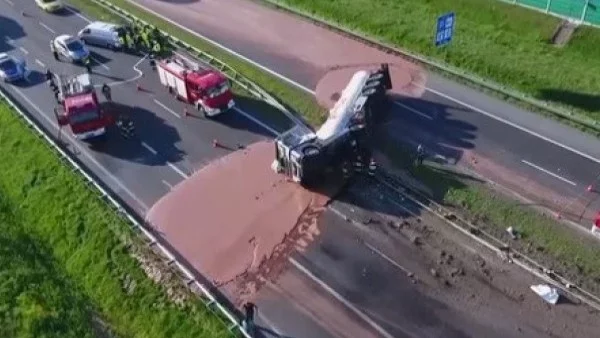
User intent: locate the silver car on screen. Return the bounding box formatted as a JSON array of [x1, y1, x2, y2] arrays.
[[0, 53, 27, 82], [51, 34, 90, 63]]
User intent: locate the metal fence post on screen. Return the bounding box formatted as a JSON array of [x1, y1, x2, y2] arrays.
[[581, 0, 591, 23], [545, 0, 552, 13]]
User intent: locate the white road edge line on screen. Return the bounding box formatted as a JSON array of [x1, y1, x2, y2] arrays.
[[90, 56, 110, 70], [129, 0, 600, 168], [19, 47, 28, 55], [288, 257, 395, 338], [233, 107, 279, 136], [521, 160, 577, 186], [393, 101, 433, 120], [39, 22, 56, 34], [140, 142, 189, 179], [35, 59, 46, 68], [12, 87, 150, 211], [153, 99, 181, 119]]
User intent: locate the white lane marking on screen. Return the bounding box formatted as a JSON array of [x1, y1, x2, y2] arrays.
[[65, 6, 92, 23], [11, 87, 150, 211], [140, 142, 158, 155], [161, 179, 173, 190], [90, 55, 110, 70], [141, 142, 189, 179], [154, 99, 182, 119], [4, 0, 13, 6], [521, 160, 577, 186], [19, 47, 28, 55], [94, 55, 146, 89], [364, 242, 413, 276], [426, 86, 600, 165], [288, 257, 395, 338], [39, 22, 56, 34], [131, 0, 600, 169], [393, 101, 432, 120], [35, 59, 45, 68], [232, 107, 279, 136]]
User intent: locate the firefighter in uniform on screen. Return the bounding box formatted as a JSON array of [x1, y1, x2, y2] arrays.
[[83, 57, 92, 73], [117, 113, 135, 138], [124, 31, 133, 51], [368, 158, 377, 176], [101, 83, 112, 102], [415, 144, 425, 166], [50, 40, 58, 60], [152, 40, 161, 56], [118, 34, 126, 51]]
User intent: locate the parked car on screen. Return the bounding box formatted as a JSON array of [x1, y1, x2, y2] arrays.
[[51, 35, 90, 63]]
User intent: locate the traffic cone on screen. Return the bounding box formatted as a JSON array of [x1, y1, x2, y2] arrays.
[[213, 139, 220, 148], [587, 185, 594, 192], [136, 83, 142, 91]]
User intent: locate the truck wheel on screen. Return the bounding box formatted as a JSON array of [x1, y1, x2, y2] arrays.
[[168, 86, 173, 94]]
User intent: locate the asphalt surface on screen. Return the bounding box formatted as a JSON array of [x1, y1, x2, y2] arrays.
[[129, 0, 600, 221], [1, 1, 589, 338]]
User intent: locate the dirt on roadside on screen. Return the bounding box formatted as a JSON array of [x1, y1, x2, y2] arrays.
[[340, 176, 600, 338]]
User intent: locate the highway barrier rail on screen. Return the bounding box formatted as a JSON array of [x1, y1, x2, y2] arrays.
[[499, 0, 600, 26], [373, 170, 600, 313], [89, 0, 309, 130], [260, 0, 600, 134], [0, 87, 250, 337]]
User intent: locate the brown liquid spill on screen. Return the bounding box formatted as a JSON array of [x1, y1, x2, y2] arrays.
[[146, 141, 340, 302]]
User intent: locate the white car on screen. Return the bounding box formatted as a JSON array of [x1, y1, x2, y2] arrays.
[[51, 35, 90, 63], [35, 0, 64, 13]]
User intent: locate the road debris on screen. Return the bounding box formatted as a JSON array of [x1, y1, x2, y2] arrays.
[[530, 284, 560, 305]]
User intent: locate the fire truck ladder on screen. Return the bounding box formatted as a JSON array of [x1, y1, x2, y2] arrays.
[[56, 73, 94, 103]]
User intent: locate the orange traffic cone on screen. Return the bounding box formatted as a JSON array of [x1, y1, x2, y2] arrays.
[[136, 83, 142, 91], [213, 139, 220, 148]]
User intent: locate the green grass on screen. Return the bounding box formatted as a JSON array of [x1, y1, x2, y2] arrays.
[[67, 0, 327, 127], [269, 0, 600, 122], [0, 100, 234, 336], [380, 140, 600, 294]]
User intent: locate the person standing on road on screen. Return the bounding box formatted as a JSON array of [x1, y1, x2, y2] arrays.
[[241, 302, 257, 335], [415, 144, 425, 166], [50, 39, 58, 60], [84, 58, 92, 74]]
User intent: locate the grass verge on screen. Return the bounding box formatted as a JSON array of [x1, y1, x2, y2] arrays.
[[66, 0, 327, 126], [379, 139, 600, 296], [268, 0, 600, 122], [0, 100, 233, 336]]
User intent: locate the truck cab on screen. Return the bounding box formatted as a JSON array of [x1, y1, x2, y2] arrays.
[[272, 64, 392, 186], [54, 73, 112, 140]]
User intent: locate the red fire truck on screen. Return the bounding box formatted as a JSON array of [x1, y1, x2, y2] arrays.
[[53, 73, 113, 140], [157, 56, 234, 117]]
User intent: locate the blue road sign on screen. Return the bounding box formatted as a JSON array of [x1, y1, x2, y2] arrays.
[[435, 12, 455, 47]]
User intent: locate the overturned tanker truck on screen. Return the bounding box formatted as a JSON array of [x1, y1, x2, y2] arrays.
[[272, 64, 392, 186]]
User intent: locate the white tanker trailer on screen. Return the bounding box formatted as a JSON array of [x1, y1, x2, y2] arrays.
[[271, 64, 392, 186]]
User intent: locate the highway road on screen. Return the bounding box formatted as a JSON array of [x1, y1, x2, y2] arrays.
[[129, 0, 600, 222], [1, 1, 592, 338]]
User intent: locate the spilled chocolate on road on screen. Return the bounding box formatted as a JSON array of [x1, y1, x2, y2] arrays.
[[146, 141, 341, 303]]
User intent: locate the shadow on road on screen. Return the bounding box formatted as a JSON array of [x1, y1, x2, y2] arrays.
[[0, 15, 26, 52], [85, 101, 185, 165], [12, 70, 46, 88]]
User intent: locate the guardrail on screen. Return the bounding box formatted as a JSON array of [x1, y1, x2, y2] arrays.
[[260, 0, 600, 134], [374, 170, 600, 312], [0, 88, 250, 338], [499, 0, 600, 27], [88, 0, 306, 129]]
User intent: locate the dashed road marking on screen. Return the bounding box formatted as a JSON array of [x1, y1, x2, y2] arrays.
[[521, 159, 577, 186], [35, 59, 46, 68], [141, 142, 189, 179], [19, 47, 28, 55], [39, 22, 56, 34], [393, 101, 433, 120], [154, 99, 182, 119]]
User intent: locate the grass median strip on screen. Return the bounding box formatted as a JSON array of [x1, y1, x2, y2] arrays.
[[0, 101, 233, 336], [267, 0, 600, 123], [379, 140, 600, 296]]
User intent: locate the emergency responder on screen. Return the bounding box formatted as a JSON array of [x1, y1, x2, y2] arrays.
[[101, 83, 112, 102], [50, 39, 58, 60], [415, 144, 425, 166], [124, 30, 133, 51], [83, 57, 92, 73], [241, 302, 257, 335], [118, 34, 126, 50], [152, 40, 161, 55], [117, 113, 135, 138], [368, 158, 377, 176], [45, 69, 54, 84]]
